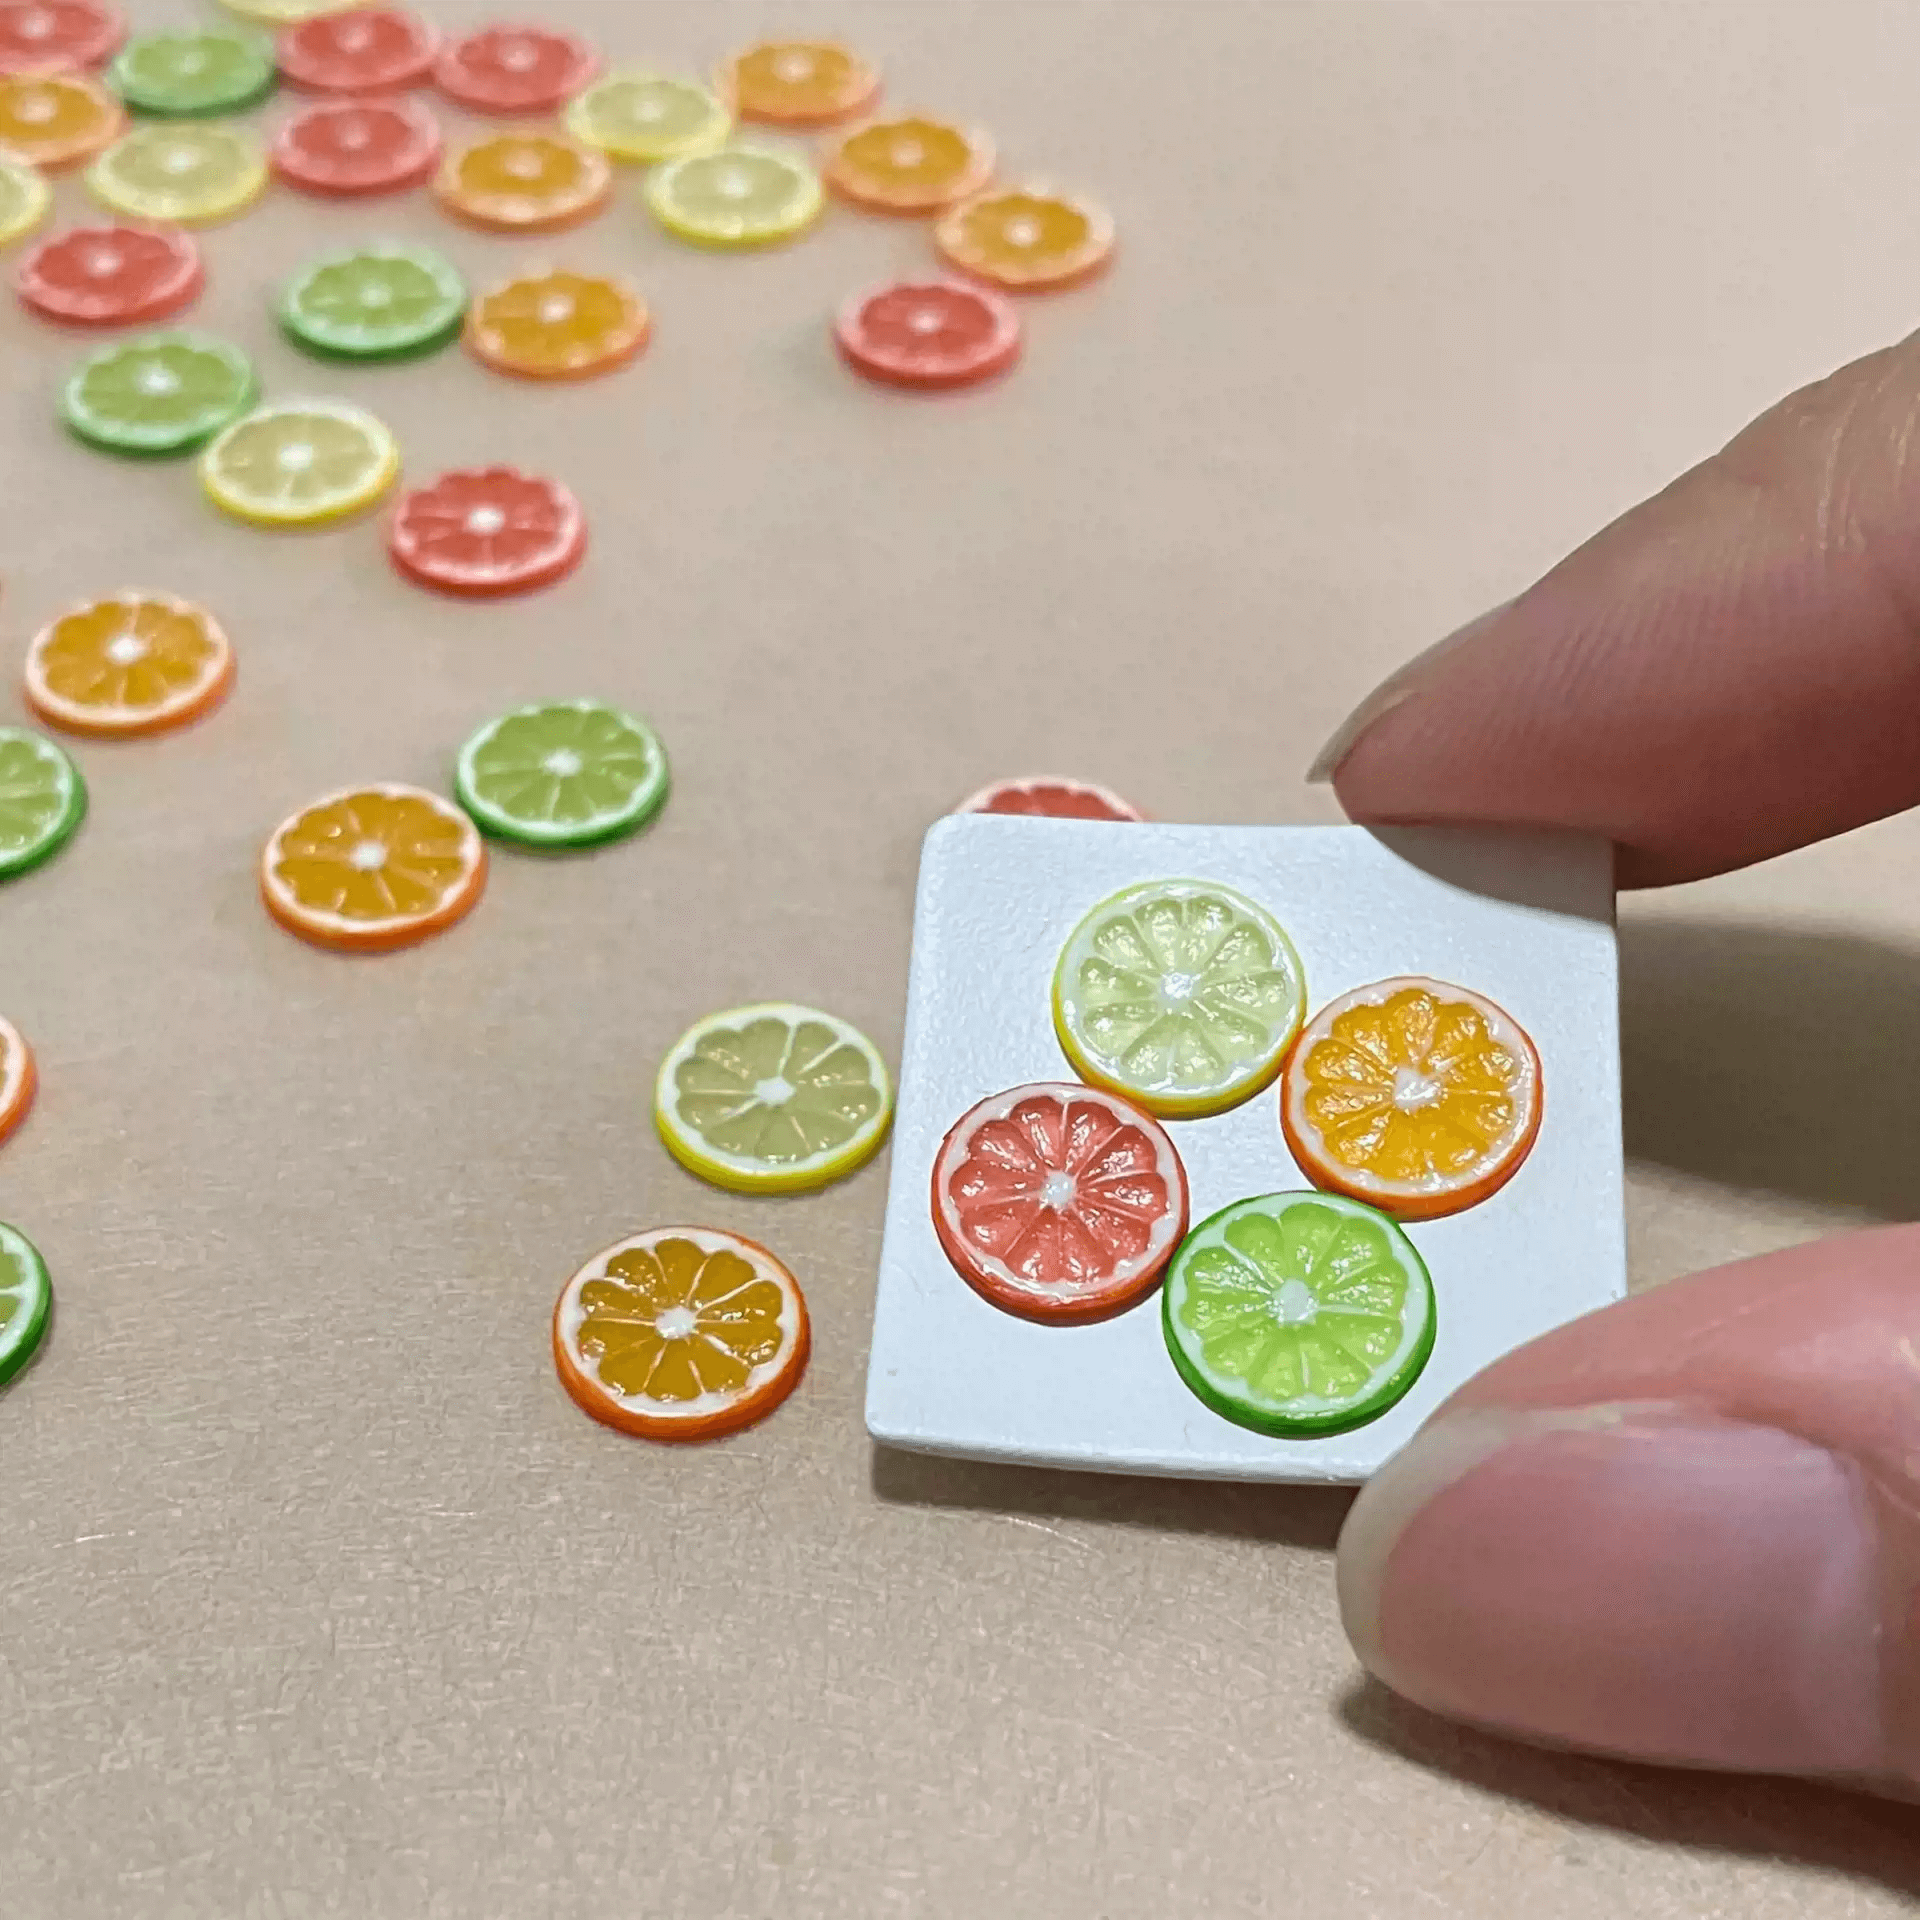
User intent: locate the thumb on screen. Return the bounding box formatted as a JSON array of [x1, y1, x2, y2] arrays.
[[1335, 1226, 1920, 1792]]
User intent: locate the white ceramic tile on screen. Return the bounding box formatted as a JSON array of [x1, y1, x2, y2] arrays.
[[865, 819, 1624, 1484]]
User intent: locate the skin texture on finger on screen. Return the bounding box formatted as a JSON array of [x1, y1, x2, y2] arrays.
[[1318, 333, 1920, 885], [1336, 1225, 1920, 1792]]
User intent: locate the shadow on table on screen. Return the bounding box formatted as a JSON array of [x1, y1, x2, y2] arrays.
[[1340, 1678, 1920, 1894]]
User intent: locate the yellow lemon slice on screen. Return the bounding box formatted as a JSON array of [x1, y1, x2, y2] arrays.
[[564, 72, 729, 163], [0, 149, 49, 247], [644, 145, 821, 248], [86, 122, 266, 225], [199, 400, 398, 526]]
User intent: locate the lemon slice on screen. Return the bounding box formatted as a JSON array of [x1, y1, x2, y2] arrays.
[[645, 145, 822, 247], [86, 122, 266, 225], [1052, 879, 1305, 1118], [0, 149, 50, 247], [654, 1002, 892, 1193], [564, 72, 729, 163], [200, 400, 398, 525]]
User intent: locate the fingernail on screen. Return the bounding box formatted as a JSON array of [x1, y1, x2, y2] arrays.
[[1306, 603, 1511, 784], [1337, 1404, 1888, 1777]]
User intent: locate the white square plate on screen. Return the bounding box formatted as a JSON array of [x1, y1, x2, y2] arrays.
[[865, 819, 1624, 1483]]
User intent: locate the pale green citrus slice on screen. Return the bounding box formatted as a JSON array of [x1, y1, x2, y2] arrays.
[[0, 1221, 50, 1390], [0, 724, 86, 880], [455, 699, 668, 849], [1052, 879, 1305, 1118], [61, 330, 254, 455], [278, 246, 466, 361], [564, 73, 729, 163], [107, 29, 276, 118], [199, 400, 399, 525], [218, 0, 369, 22], [1162, 1192, 1435, 1437], [85, 121, 266, 225], [0, 148, 50, 247], [654, 1003, 892, 1193]]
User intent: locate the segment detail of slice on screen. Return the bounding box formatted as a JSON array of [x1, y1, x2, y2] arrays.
[[454, 698, 667, 848], [956, 775, 1142, 821], [24, 591, 233, 736]]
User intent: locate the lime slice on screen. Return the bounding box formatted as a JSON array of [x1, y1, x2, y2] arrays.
[[645, 146, 823, 247], [0, 1222, 51, 1391], [86, 123, 267, 226], [455, 699, 668, 849], [108, 30, 276, 118], [1162, 1192, 1435, 1437], [61, 330, 254, 456], [0, 148, 50, 248], [0, 726, 86, 881], [279, 247, 467, 362], [654, 1003, 892, 1194], [200, 401, 399, 526], [1052, 878, 1306, 1118], [565, 73, 730, 163]]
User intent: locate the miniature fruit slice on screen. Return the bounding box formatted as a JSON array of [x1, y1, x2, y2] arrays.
[[24, 591, 233, 736], [107, 28, 274, 117], [0, 1, 125, 75], [279, 244, 464, 358], [935, 187, 1113, 290], [260, 782, 485, 952], [434, 129, 607, 230], [1163, 1192, 1435, 1437], [1052, 879, 1305, 1119], [463, 268, 645, 379], [0, 1013, 37, 1149], [0, 148, 48, 246], [454, 698, 666, 847], [218, 0, 368, 22], [433, 24, 595, 116], [61, 329, 253, 454], [277, 6, 434, 93], [553, 1226, 808, 1442], [270, 95, 440, 195], [825, 114, 992, 213], [645, 145, 821, 248], [0, 725, 85, 880], [0, 1221, 51, 1390], [0, 71, 121, 167], [720, 40, 877, 128], [1281, 976, 1543, 1220], [390, 467, 585, 597], [17, 221, 200, 323], [86, 121, 265, 223], [655, 1003, 892, 1194], [956, 776, 1142, 821], [933, 1082, 1188, 1325], [836, 278, 1019, 391], [199, 400, 398, 524], [563, 71, 727, 162]]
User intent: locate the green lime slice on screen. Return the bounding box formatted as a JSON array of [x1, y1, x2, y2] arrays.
[[62, 331, 255, 456], [279, 247, 468, 362], [1162, 1192, 1435, 1438], [108, 29, 276, 117], [455, 700, 670, 849], [0, 727, 85, 882], [0, 1223, 50, 1391]]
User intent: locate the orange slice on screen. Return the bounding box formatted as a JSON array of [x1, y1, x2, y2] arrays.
[[552, 1226, 809, 1442], [719, 40, 877, 127], [825, 113, 992, 213], [464, 268, 646, 380], [0, 71, 122, 170], [433, 130, 609, 231], [1280, 976, 1543, 1221], [260, 782, 486, 953], [935, 186, 1114, 290], [24, 591, 233, 738], [0, 1012, 36, 1151]]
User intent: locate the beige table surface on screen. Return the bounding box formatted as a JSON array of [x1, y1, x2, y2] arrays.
[[3, 1, 1918, 1914]]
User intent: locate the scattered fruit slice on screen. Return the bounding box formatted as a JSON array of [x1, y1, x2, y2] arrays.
[[0, 1013, 36, 1149], [0, 71, 120, 167], [86, 121, 265, 223], [0, 147, 48, 246], [719, 40, 877, 128], [434, 129, 607, 230], [0, 725, 85, 880], [277, 6, 433, 93], [23, 590, 233, 737], [0, 1, 124, 75], [60, 329, 253, 454], [219, 0, 367, 20], [1162, 1192, 1435, 1437], [260, 782, 484, 952], [279, 243, 463, 358], [463, 268, 645, 381], [270, 94, 439, 195], [199, 400, 398, 524], [563, 70, 727, 162], [433, 24, 595, 116], [646, 144, 821, 248], [836, 278, 1019, 391], [825, 114, 992, 213], [391, 467, 586, 597], [933, 1082, 1188, 1325], [107, 28, 274, 117], [936, 186, 1114, 290], [0, 1221, 51, 1390], [553, 1226, 808, 1442], [1281, 976, 1543, 1220], [454, 697, 666, 846], [1052, 878, 1306, 1119], [956, 776, 1143, 821], [655, 1003, 892, 1194], [16, 221, 200, 323]]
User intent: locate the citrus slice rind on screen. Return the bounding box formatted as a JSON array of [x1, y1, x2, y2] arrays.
[[553, 1225, 809, 1442], [391, 467, 586, 597], [935, 186, 1114, 291], [454, 699, 666, 848], [86, 121, 266, 223], [0, 71, 120, 168], [1162, 1192, 1436, 1438], [462, 268, 646, 380], [825, 114, 993, 213], [434, 130, 609, 230], [16, 221, 201, 324], [279, 244, 465, 359], [719, 40, 878, 128], [277, 7, 436, 93], [270, 96, 441, 196], [24, 591, 233, 737], [644, 145, 822, 248], [932, 1082, 1189, 1325], [563, 71, 728, 162], [199, 400, 399, 525], [1281, 976, 1543, 1221], [61, 329, 253, 454], [0, 1220, 51, 1391], [0, 148, 49, 246], [955, 775, 1143, 821], [1052, 878, 1306, 1119], [220, 0, 378, 22], [0, 0, 125, 75], [0, 1013, 37, 1149], [0, 725, 85, 880], [433, 25, 596, 116], [835, 278, 1020, 391], [107, 29, 275, 118], [654, 1002, 893, 1195], [259, 781, 485, 952]]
